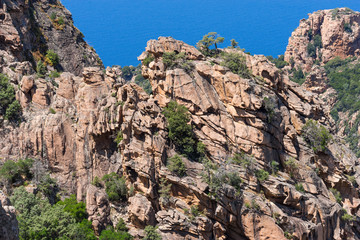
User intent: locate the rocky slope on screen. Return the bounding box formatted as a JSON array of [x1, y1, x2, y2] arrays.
[[285, 8, 360, 71], [0, 0, 102, 76], [0, 2, 360, 240]]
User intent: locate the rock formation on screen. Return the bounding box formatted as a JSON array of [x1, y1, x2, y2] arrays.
[[0, 1, 359, 239], [285, 8, 360, 71]]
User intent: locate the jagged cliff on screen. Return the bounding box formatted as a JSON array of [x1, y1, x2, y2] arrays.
[[0, 2, 360, 240]]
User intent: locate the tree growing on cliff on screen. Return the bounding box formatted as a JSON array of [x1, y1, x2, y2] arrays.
[[302, 119, 332, 153], [197, 32, 224, 56], [163, 101, 196, 158]]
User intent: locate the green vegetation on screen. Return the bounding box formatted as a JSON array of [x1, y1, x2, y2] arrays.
[[284, 157, 298, 178], [56, 16, 64, 25], [255, 169, 269, 182], [231, 152, 256, 174], [196, 32, 225, 56], [142, 54, 155, 67], [134, 74, 152, 95], [46, 50, 60, 66], [266, 55, 289, 69], [290, 67, 306, 85], [323, 57, 360, 156], [121, 66, 133, 80], [114, 130, 123, 146], [307, 34, 322, 59], [163, 101, 201, 159], [50, 12, 57, 20], [270, 160, 279, 175], [92, 176, 102, 187], [49, 108, 56, 114], [263, 97, 276, 123], [159, 179, 172, 201], [102, 172, 128, 202], [36, 60, 47, 78], [230, 39, 239, 48], [220, 52, 251, 78], [342, 213, 356, 222], [49, 70, 60, 79], [245, 199, 260, 211], [167, 154, 186, 177], [330, 188, 342, 204], [301, 119, 332, 153], [344, 23, 352, 33], [0, 74, 22, 122], [162, 52, 193, 73], [201, 158, 243, 197], [0, 158, 33, 184], [143, 226, 162, 240], [99, 226, 132, 240], [10, 187, 97, 240], [295, 183, 305, 193]]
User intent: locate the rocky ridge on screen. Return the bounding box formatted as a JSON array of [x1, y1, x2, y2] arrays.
[[0, 3, 360, 240]]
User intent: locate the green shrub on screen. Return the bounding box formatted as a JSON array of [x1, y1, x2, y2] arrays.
[[143, 226, 161, 240], [270, 160, 279, 175], [102, 172, 128, 202], [159, 179, 172, 201], [255, 169, 269, 182], [302, 119, 332, 152], [57, 194, 87, 223], [167, 155, 186, 177], [290, 67, 305, 84], [92, 176, 102, 187], [295, 183, 305, 193], [57, 16, 64, 25], [220, 52, 251, 78], [163, 101, 198, 158], [230, 39, 239, 48], [49, 70, 60, 79], [0, 74, 22, 122], [5, 100, 21, 122], [162, 52, 193, 73], [49, 108, 56, 114], [307, 34, 322, 58], [221, 171, 243, 192], [114, 130, 123, 146], [134, 74, 152, 95], [50, 12, 56, 20], [0, 158, 33, 184], [10, 187, 96, 240], [121, 66, 133, 80], [37, 174, 58, 203], [330, 188, 342, 204], [46, 50, 60, 66], [142, 54, 155, 67], [263, 97, 276, 122], [266, 55, 288, 69], [36, 60, 47, 77], [344, 23, 352, 33], [231, 152, 255, 174], [99, 228, 132, 240], [342, 213, 356, 222], [116, 218, 128, 232], [284, 157, 298, 177]]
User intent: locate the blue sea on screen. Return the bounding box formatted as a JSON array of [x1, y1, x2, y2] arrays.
[[61, 0, 360, 67]]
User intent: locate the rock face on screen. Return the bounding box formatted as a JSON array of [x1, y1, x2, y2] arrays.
[[0, 0, 102, 75], [285, 8, 360, 71], [1, 2, 360, 240], [0, 191, 18, 240]]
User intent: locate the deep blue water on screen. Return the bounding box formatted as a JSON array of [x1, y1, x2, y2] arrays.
[[61, 0, 360, 67]]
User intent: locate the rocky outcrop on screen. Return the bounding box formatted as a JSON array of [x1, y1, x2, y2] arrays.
[[285, 8, 360, 71], [1, 2, 360, 239], [0, 0, 102, 75], [0, 191, 18, 240]]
